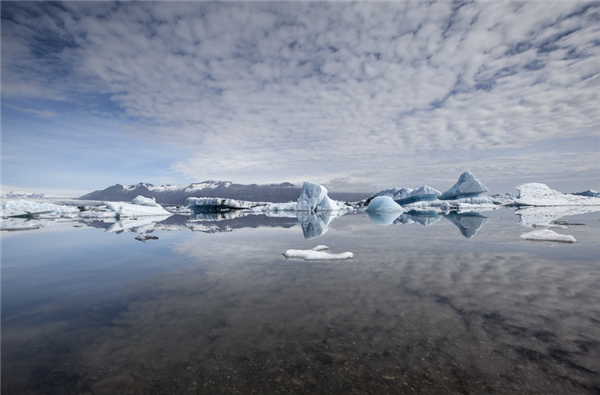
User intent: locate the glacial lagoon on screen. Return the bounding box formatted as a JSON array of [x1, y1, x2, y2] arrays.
[[2, 207, 600, 394]]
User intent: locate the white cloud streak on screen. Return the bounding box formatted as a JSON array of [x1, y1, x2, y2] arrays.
[[2, 2, 599, 190]]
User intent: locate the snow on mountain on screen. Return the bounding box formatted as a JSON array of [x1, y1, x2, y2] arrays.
[[79, 181, 300, 204]]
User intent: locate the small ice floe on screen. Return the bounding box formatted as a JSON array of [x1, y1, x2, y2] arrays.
[[283, 245, 353, 260], [135, 234, 159, 243], [531, 223, 568, 229], [520, 229, 576, 243]]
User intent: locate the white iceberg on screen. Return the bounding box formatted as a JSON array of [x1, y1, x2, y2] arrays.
[[296, 182, 340, 212], [105, 195, 171, 217], [131, 195, 162, 207], [515, 183, 600, 206], [283, 245, 353, 260], [520, 229, 576, 243], [440, 171, 489, 200], [1, 199, 79, 218]]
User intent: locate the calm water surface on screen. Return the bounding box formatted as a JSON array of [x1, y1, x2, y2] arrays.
[[2, 208, 600, 394]]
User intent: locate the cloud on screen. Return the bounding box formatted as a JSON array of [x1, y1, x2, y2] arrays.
[[2, 2, 599, 190]]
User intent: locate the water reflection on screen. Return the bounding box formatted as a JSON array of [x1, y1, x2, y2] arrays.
[[442, 211, 490, 239], [5, 205, 600, 241], [3, 212, 599, 394]]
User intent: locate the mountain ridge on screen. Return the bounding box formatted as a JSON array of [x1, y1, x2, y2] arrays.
[[79, 180, 370, 205]]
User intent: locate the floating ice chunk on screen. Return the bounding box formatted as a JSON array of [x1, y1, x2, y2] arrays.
[[515, 183, 600, 206], [131, 195, 161, 207], [1, 199, 79, 218], [296, 182, 342, 212], [135, 234, 159, 242], [105, 200, 171, 217], [261, 202, 297, 212], [520, 229, 576, 243], [394, 186, 441, 205], [440, 171, 489, 200], [365, 196, 405, 214], [186, 197, 265, 211], [572, 189, 600, 198], [283, 245, 353, 260]]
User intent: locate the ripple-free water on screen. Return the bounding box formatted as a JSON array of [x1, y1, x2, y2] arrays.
[[2, 209, 600, 394]]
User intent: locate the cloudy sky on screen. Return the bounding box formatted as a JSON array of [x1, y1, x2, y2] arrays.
[[2, 1, 599, 196]]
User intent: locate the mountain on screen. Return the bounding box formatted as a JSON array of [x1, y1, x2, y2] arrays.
[[79, 181, 302, 204], [79, 181, 370, 205]]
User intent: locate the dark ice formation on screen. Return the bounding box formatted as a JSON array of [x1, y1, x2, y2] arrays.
[[572, 190, 600, 198]]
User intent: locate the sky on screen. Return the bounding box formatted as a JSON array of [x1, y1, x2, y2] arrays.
[[1, 1, 599, 197]]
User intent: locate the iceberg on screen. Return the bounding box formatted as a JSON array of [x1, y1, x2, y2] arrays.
[[520, 229, 576, 243], [442, 212, 489, 239], [186, 197, 266, 212], [515, 183, 600, 206], [440, 171, 489, 200], [296, 182, 341, 212], [365, 186, 441, 206], [365, 196, 405, 214], [572, 190, 600, 198], [283, 245, 353, 260], [1, 199, 79, 218], [364, 196, 405, 225], [394, 186, 441, 205], [105, 195, 171, 217]]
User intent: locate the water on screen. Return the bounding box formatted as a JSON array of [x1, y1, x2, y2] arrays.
[[2, 208, 600, 394]]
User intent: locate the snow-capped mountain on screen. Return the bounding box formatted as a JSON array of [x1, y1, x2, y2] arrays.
[[79, 181, 302, 204]]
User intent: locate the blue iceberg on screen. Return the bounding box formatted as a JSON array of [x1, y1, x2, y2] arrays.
[[364, 196, 405, 214], [394, 186, 441, 205], [440, 171, 489, 200]]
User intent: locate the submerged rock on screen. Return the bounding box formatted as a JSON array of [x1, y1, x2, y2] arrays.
[[91, 375, 134, 395]]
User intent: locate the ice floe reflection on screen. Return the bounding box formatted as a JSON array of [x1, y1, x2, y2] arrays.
[[5, 204, 600, 240]]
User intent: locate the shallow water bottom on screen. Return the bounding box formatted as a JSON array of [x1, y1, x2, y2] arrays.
[[2, 210, 600, 394]]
